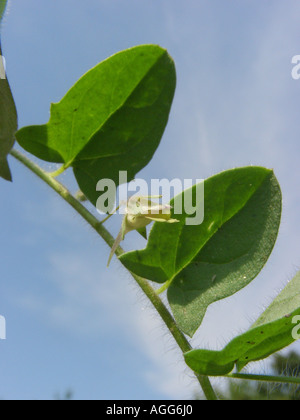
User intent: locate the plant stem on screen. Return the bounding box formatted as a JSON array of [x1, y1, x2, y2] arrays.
[[226, 373, 300, 385], [156, 278, 173, 295], [48, 164, 68, 177], [10, 148, 218, 400], [100, 205, 120, 225]]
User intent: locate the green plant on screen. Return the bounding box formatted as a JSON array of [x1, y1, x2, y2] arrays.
[[1, 1, 300, 400]]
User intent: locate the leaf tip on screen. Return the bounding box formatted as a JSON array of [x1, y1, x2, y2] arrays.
[[0, 157, 13, 182]]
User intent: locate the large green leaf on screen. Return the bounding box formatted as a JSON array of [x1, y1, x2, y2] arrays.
[[16, 45, 176, 205], [184, 271, 300, 376], [0, 1, 18, 181], [120, 167, 282, 336]]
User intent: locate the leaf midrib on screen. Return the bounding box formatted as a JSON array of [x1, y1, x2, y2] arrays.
[[64, 49, 168, 165], [166, 171, 271, 287]]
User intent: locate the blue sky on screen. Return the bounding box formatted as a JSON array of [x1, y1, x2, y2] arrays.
[[0, 0, 300, 400]]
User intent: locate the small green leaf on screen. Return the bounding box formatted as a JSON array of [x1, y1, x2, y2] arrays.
[[184, 271, 300, 376], [16, 45, 176, 205], [0, 2, 18, 181], [120, 167, 282, 336]]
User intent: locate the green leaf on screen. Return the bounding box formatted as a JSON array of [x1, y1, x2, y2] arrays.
[[120, 167, 282, 336], [0, 2, 18, 181], [0, 53, 18, 181], [16, 45, 176, 205], [184, 271, 300, 376], [0, 0, 7, 22]]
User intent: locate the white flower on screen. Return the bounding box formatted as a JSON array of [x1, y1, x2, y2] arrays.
[[107, 196, 179, 266]]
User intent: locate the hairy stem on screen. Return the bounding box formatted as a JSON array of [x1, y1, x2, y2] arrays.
[[10, 148, 217, 400], [226, 373, 300, 385]]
